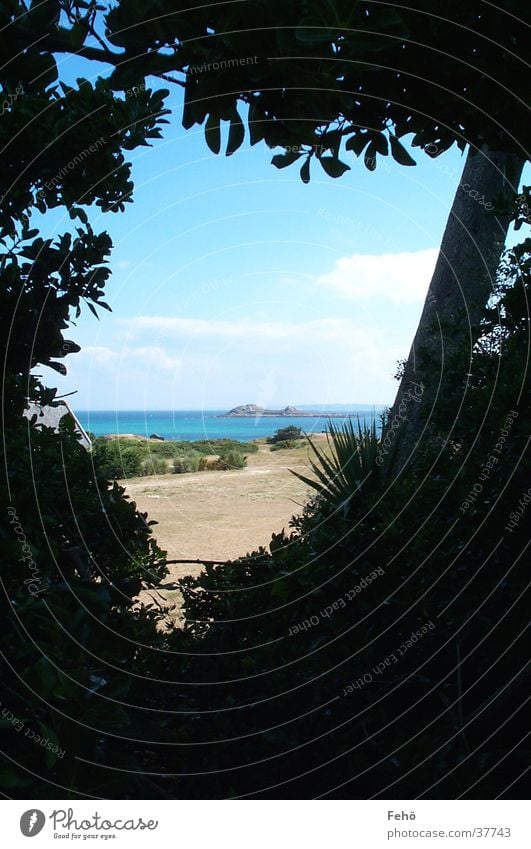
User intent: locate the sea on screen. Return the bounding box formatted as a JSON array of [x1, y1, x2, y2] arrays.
[[74, 409, 386, 442]]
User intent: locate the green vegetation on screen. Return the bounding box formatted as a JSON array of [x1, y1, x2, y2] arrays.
[[215, 449, 247, 470], [291, 418, 393, 514], [91, 436, 254, 478], [92, 439, 144, 479], [269, 439, 305, 451], [172, 452, 201, 474], [268, 425, 304, 443], [267, 425, 305, 450]]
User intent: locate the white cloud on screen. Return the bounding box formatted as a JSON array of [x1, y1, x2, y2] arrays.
[[316, 248, 438, 303], [78, 345, 180, 371], [81, 346, 118, 365], [125, 315, 372, 342], [127, 346, 182, 371], [71, 317, 398, 406]]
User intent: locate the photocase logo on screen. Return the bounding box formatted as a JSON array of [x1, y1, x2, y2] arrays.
[[20, 810, 46, 837]]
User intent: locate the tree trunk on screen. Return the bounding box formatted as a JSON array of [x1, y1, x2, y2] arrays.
[[388, 146, 525, 471]]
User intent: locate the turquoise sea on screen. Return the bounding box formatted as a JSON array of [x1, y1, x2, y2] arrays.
[[75, 409, 385, 442]]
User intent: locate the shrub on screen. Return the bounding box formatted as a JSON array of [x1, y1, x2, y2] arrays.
[[291, 417, 393, 516], [148, 441, 182, 458], [141, 456, 170, 476], [92, 440, 144, 479], [172, 451, 201, 474], [267, 425, 304, 444], [189, 438, 258, 455], [269, 438, 304, 451], [215, 449, 247, 470]]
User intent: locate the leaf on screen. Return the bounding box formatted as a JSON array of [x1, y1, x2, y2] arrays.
[[31, 656, 57, 699], [70, 21, 89, 50], [371, 132, 389, 156], [22, 228, 39, 241], [46, 361, 67, 376], [204, 113, 221, 154], [389, 134, 416, 166], [248, 101, 265, 146], [320, 157, 350, 178], [296, 27, 335, 45], [300, 157, 311, 184], [69, 207, 88, 224], [0, 767, 32, 788], [271, 150, 302, 169], [226, 109, 245, 156], [364, 141, 378, 171], [182, 75, 196, 130], [39, 723, 61, 768], [61, 82, 76, 97], [345, 133, 371, 156], [270, 579, 290, 601]]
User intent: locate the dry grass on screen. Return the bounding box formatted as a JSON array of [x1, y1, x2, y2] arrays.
[[125, 436, 328, 627]]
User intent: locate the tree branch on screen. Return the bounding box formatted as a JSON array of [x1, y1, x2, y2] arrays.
[[41, 33, 124, 66], [153, 72, 185, 88], [161, 558, 226, 566]]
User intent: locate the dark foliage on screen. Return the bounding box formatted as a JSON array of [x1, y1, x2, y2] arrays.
[[268, 426, 304, 444], [173, 251, 530, 798]]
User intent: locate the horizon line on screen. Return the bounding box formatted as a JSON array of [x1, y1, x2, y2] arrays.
[[71, 404, 389, 412]]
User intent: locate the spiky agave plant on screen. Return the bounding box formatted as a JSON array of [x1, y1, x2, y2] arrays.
[[291, 417, 394, 516]]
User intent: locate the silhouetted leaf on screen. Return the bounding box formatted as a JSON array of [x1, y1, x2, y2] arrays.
[[320, 157, 350, 178], [226, 109, 244, 156], [205, 113, 221, 154], [364, 141, 378, 170], [390, 134, 416, 166], [271, 150, 302, 169], [346, 133, 371, 156]]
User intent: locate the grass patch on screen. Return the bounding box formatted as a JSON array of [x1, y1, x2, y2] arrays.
[[92, 436, 254, 478]]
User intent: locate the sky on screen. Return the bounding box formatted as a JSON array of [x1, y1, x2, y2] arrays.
[[37, 56, 526, 411]]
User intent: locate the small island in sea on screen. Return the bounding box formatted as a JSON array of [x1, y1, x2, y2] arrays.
[[220, 403, 354, 418]]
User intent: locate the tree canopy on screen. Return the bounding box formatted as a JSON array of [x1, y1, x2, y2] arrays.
[[2, 1, 529, 199]]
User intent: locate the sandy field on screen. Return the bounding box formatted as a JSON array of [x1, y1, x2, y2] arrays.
[[123, 437, 328, 622], [124, 438, 327, 571]]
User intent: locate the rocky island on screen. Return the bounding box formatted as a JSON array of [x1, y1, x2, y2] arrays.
[[220, 404, 351, 418]]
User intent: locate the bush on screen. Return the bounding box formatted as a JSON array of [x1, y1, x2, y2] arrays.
[[216, 449, 247, 470], [141, 456, 170, 476], [267, 425, 304, 444], [172, 451, 201, 474], [1, 417, 169, 799], [269, 439, 304, 451], [92, 440, 144, 479], [291, 417, 391, 515], [189, 438, 258, 455], [148, 441, 182, 458]]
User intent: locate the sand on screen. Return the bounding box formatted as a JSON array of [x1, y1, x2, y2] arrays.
[[123, 438, 326, 624]]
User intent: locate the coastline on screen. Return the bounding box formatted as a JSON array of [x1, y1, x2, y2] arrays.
[[219, 411, 356, 418], [76, 408, 386, 441]]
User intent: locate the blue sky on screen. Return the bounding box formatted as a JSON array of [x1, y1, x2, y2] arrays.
[[39, 60, 526, 411]]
